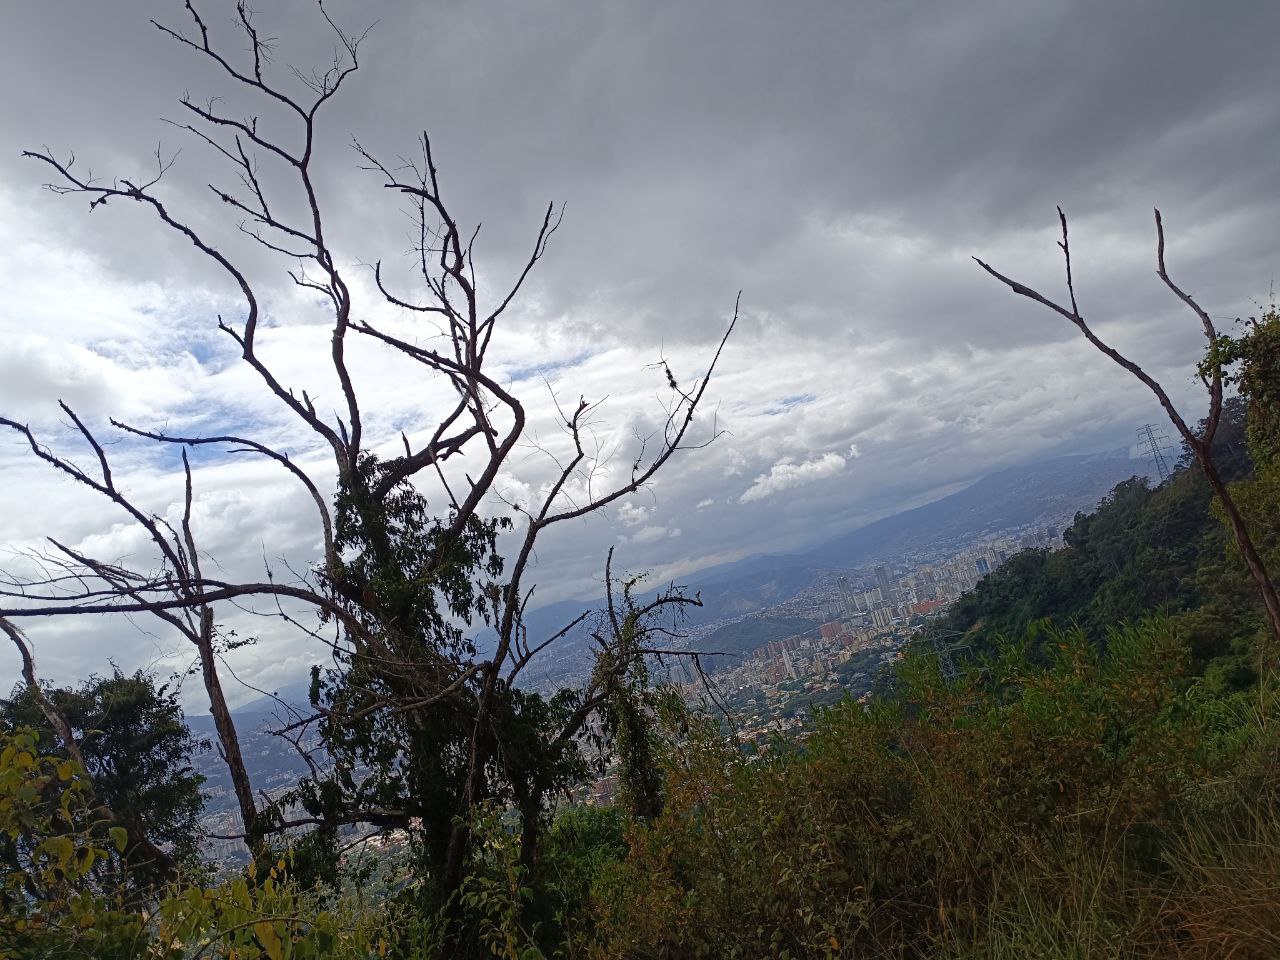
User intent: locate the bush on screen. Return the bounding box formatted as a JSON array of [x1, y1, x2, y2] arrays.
[[0, 727, 383, 959], [584, 618, 1272, 959]]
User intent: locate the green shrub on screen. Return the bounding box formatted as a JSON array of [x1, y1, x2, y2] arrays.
[[584, 618, 1269, 959]]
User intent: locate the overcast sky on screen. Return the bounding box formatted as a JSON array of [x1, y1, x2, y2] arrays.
[[2, 0, 1278, 705]]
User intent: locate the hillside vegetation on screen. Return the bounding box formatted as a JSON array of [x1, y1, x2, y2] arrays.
[[575, 380, 1280, 958], [931, 397, 1269, 696]]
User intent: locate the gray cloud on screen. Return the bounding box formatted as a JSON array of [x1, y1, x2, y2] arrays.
[[2, 0, 1277, 700]]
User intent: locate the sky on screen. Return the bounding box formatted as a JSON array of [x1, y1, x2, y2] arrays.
[[2, 0, 1279, 705]]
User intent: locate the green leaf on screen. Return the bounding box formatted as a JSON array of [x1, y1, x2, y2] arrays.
[[254, 920, 284, 960]]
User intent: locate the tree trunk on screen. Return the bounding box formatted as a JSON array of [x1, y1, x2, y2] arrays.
[[517, 792, 542, 880], [442, 660, 502, 896], [196, 609, 262, 850]]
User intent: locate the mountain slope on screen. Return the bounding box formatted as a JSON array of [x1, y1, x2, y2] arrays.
[[803, 450, 1147, 567]]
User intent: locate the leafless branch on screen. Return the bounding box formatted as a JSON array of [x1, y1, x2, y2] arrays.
[[976, 207, 1280, 656]]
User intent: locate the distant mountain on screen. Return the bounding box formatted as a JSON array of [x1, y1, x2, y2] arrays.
[[188, 682, 316, 814], [801, 449, 1147, 568], [675, 551, 804, 587], [224, 679, 315, 716], [684, 557, 834, 622]]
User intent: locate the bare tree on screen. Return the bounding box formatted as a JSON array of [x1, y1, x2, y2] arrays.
[[1, 0, 734, 885], [975, 208, 1280, 666]]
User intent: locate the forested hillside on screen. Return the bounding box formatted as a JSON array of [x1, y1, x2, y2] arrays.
[[930, 398, 1268, 694]]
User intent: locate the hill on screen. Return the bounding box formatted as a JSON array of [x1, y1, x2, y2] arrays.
[[926, 405, 1267, 693], [692, 614, 820, 670]]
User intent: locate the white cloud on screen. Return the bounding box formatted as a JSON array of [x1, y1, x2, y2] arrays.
[[616, 501, 652, 527], [624, 524, 681, 545], [738, 452, 848, 504]]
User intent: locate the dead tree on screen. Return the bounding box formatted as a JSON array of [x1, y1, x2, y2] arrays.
[[500, 546, 712, 881], [1, 0, 735, 881], [975, 208, 1280, 666]]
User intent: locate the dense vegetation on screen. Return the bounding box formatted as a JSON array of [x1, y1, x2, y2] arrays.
[[929, 396, 1269, 695], [586, 619, 1279, 958], [7, 614, 1278, 957], [0, 670, 207, 902]]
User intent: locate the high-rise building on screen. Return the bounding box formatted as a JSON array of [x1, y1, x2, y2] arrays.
[[875, 565, 892, 598], [837, 576, 862, 617], [781, 647, 799, 680]]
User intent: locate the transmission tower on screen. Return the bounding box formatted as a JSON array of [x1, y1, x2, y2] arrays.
[[1137, 423, 1173, 482], [930, 632, 969, 684]]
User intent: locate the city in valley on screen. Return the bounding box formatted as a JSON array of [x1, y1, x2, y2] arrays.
[[579, 517, 1070, 805], [193, 511, 1074, 863]]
